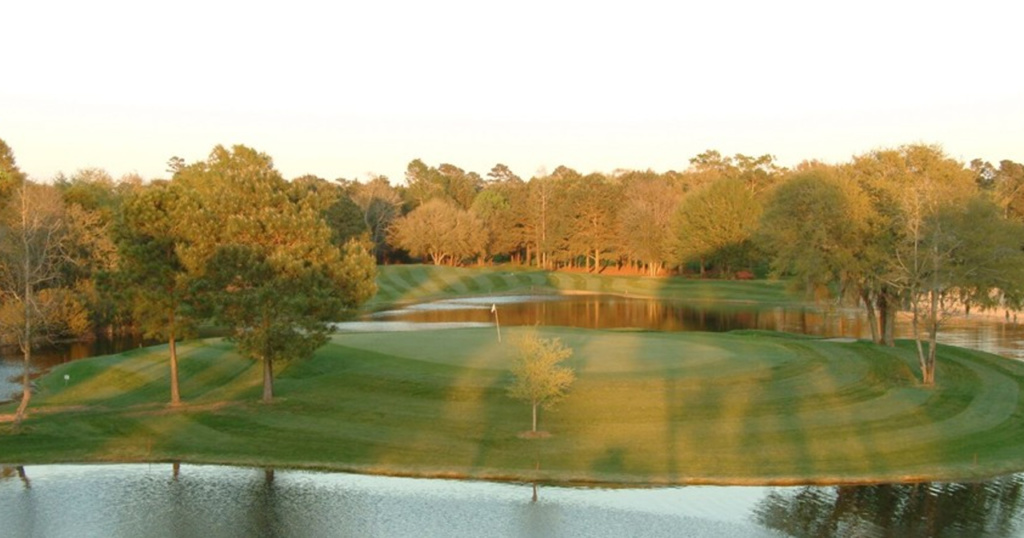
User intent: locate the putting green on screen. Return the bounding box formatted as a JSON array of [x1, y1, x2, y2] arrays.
[[4, 326, 1024, 485]]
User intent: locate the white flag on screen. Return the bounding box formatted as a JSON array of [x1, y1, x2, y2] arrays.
[[491, 304, 497, 314]]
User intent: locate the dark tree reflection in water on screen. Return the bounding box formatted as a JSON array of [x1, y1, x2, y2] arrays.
[[754, 475, 1024, 537]]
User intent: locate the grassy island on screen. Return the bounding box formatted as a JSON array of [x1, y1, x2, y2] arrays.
[[3, 266, 1024, 486]]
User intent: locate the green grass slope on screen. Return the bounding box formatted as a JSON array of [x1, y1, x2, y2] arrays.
[[4, 327, 1024, 486], [369, 264, 795, 309]]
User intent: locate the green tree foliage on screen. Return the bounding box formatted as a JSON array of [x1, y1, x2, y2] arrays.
[[687, 150, 783, 196], [674, 177, 762, 277], [472, 164, 527, 263], [565, 173, 620, 272], [389, 198, 485, 265], [0, 138, 27, 201], [525, 166, 583, 269], [0, 183, 72, 425], [507, 332, 575, 433], [758, 165, 877, 301], [290, 174, 368, 246], [56, 168, 127, 335], [522, 172, 565, 269], [907, 196, 1024, 385], [113, 180, 194, 405], [350, 175, 402, 262], [197, 245, 342, 402], [404, 159, 482, 210], [994, 160, 1024, 221], [616, 172, 681, 276], [173, 144, 376, 402]]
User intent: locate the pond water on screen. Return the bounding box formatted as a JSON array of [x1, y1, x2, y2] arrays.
[[4, 294, 1024, 537], [367, 295, 1024, 360], [2, 464, 1022, 538]]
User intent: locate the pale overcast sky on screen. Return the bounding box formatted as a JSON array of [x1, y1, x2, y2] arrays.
[[3, 0, 1022, 183]]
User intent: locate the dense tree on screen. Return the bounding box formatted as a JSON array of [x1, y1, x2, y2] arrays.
[[404, 160, 482, 210], [473, 164, 527, 263], [390, 198, 485, 265], [0, 184, 72, 425], [906, 197, 1024, 385], [350, 175, 402, 262], [565, 173, 619, 272], [0, 138, 27, 201], [686, 150, 783, 196], [675, 177, 762, 277], [994, 160, 1024, 221], [758, 166, 878, 306], [173, 145, 376, 402], [114, 181, 194, 405], [846, 145, 996, 384], [521, 173, 564, 269], [290, 175, 367, 246], [57, 169, 127, 335], [507, 332, 575, 434], [616, 173, 681, 276]]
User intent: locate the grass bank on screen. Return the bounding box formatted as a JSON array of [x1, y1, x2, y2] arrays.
[[369, 264, 797, 310], [3, 325, 1024, 486]]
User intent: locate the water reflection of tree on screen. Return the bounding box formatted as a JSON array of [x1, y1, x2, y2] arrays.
[[0, 465, 30, 488], [753, 475, 1024, 537]]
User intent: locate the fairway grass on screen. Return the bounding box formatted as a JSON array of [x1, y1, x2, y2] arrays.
[[4, 326, 1024, 486], [369, 264, 795, 309]]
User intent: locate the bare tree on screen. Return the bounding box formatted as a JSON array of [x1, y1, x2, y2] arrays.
[[0, 183, 71, 425]]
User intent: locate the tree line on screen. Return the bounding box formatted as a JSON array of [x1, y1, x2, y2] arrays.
[[0, 141, 377, 425], [2, 138, 1023, 403]]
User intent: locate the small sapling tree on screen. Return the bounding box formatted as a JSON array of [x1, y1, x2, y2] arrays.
[[507, 332, 575, 434]]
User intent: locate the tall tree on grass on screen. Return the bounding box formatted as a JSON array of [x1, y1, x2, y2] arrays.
[[174, 145, 376, 402], [113, 181, 194, 405], [507, 332, 575, 433], [905, 196, 1024, 385], [0, 183, 71, 425], [757, 166, 882, 337]]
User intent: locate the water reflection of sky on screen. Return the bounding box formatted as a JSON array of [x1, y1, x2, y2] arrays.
[[0, 464, 782, 538], [3, 464, 1022, 537]]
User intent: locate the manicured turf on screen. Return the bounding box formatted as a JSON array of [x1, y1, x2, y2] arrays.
[[369, 264, 795, 310], [4, 325, 1024, 486]]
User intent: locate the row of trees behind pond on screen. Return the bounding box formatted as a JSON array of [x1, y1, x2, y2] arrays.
[[2, 138, 1024, 405]]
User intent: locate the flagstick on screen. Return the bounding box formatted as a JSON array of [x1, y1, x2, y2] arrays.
[[491, 304, 501, 343]]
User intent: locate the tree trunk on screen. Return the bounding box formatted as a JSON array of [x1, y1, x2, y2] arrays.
[[925, 288, 940, 386], [169, 314, 181, 406], [14, 269, 32, 426], [262, 355, 274, 403], [861, 289, 880, 344], [911, 297, 929, 384], [532, 400, 538, 432], [13, 346, 31, 426], [877, 290, 896, 347]]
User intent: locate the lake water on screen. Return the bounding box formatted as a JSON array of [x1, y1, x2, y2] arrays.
[[4, 295, 1024, 537], [2, 464, 1022, 538]]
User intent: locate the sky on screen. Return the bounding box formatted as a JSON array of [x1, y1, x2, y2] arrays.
[[3, 0, 1022, 183]]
